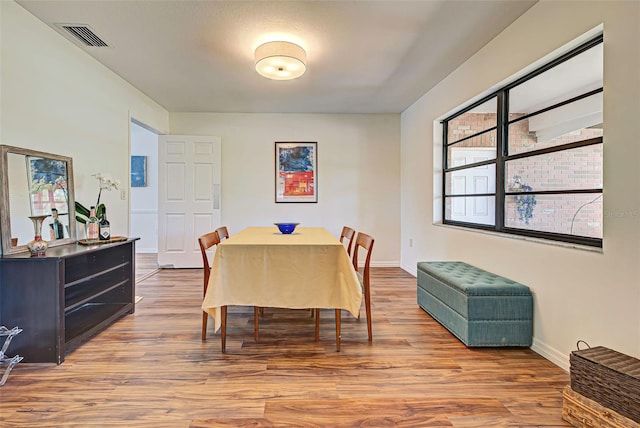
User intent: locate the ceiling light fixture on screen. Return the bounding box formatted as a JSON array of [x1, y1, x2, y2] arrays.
[[255, 41, 306, 81]]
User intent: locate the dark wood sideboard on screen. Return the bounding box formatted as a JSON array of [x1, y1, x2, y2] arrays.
[[0, 239, 137, 364]]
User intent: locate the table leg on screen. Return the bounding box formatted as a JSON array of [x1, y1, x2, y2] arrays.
[[221, 306, 227, 353], [254, 307, 259, 341], [201, 311, 208, 341], [335, 309, 341, 352]]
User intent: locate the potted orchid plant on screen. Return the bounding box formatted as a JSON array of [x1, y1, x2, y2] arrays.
[[75, 172, 120, 224]]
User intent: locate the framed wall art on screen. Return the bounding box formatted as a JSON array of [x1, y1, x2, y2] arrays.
[[131, 155, 147, 187], [275, 142, 317, 203]]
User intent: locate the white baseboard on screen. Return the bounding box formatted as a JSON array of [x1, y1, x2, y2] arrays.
[[401, 263, 417, 276], [136, 248, 158, 254], [131, 209, 158, 215], [531, 337, 570, 373], [400, 262, 568, 372], [370, 261, 400, 267]]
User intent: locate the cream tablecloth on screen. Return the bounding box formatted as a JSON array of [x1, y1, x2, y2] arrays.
[[201, 226, 362, 332]]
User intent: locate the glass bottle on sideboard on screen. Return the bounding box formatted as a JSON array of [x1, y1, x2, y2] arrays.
[[99, 207, 111, 240], [86, 206, 99, 243]]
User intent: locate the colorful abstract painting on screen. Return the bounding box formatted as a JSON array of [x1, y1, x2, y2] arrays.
[[275, 142, 317, 203]]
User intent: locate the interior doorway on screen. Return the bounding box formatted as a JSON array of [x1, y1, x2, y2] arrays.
[[130, 119, 159, 254], [157, 135, 221, 268]]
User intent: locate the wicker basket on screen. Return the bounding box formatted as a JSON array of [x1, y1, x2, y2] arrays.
[[570, 346, 640, 423], [563, 386, 640, 428]]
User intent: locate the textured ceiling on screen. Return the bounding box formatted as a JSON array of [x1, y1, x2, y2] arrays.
[[16, 0, 537, 113]]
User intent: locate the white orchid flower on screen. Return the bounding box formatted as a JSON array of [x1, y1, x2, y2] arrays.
[[91, 172, 121, 209]]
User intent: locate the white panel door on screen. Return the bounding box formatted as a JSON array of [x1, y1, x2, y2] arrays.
[[449, 148, 495, 225], [158, 135, 221, 268]]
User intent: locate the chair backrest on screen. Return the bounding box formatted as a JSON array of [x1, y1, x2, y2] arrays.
[[352, 232, 374, 287], [215, 226, 230, 241], [340, 226, 356, 256], [198, 230, 221, 295]]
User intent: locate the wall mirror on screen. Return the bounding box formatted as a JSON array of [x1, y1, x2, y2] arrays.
[[0, 145, 76, 255]]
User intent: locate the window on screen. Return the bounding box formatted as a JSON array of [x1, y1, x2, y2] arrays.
[[442, 36, 603, 247]]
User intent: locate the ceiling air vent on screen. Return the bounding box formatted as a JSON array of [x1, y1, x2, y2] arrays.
[[56, 24, 109, 47]]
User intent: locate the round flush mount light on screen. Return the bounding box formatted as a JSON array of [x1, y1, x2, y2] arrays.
[[255, 41, 306, 80]]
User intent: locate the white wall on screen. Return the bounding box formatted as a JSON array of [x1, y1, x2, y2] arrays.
[[401, 0, 640, 369], [170, 113, 401, 266], [130, 122, 159, 253], [1, 1, 169, 243], [11, 0, 638, 371], [2, 0, 400, 265]]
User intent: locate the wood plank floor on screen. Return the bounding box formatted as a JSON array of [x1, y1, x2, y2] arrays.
[[135, 253, 161, 282], [0, 262, 571, 427]]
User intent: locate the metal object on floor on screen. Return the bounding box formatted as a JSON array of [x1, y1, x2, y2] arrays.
[[0, 326, 23, 386]]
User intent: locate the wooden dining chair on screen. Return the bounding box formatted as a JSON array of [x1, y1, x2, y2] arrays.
[[352, 232, 374, 342], [316, 226, 355, 348], [339, 226, 356, 256], [198, 230, 259, 352], [215, 226, 229, 241], [314, 228, 369, 352], [312, 227, 354, 328], [199, 231, 222, 343], [217, 225, 264, 320], [312, 226, 353, 323]]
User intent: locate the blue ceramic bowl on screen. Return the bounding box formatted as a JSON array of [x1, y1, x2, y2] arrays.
[[274, 222, 299, 234]]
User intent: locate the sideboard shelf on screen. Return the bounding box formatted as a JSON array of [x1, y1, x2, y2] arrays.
[[0, 239, 137, 364]]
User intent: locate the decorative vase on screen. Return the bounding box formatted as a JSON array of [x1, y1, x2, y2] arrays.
[[27, 215, 49, 257]]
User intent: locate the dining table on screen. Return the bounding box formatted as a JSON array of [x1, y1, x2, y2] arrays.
[[201, 226, 362, 351]]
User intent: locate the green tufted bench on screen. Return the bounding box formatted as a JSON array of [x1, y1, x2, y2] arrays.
[[417, 261, 533, 347]]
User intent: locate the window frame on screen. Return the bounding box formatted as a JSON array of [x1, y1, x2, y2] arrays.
[[441, 35, 603, 248]]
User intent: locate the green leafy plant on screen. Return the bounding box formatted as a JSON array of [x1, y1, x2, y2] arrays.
[[76, 173, 119, 224], [511, 175, 537, 225], [75, 201, 105, 224]]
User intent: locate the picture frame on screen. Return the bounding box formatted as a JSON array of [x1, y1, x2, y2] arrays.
[[275, 142, 317, 203], [131, 155, 147, 187]]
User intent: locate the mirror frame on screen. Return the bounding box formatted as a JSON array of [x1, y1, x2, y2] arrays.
[[0, 145, 77, 255]]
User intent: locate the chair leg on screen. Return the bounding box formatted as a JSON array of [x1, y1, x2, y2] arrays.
[[335, 309, 341, 352], [254, 306, 259, 341], [315, 309, 320, 341], [221, 306, 227, 353], [201, 311, 208, 341], [364, 290, 372, 342]]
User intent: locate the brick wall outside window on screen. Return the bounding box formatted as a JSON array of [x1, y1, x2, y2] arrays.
[[449, 113, 603, 237]]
